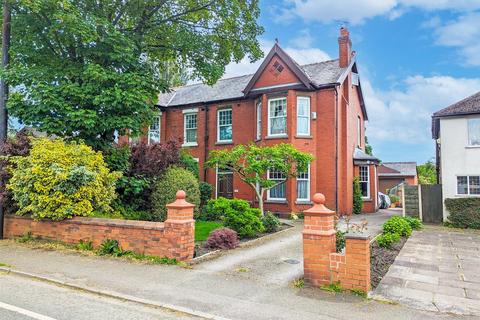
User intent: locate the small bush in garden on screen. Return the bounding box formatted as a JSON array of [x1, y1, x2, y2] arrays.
[[77, 240, 93, 251], [103, 145, 131, 174], [336, 230, 346, 252], [199, 182, 213, 209], [7, 138, 121, 221], [205, 228, 239, 250], [262, 212, 280, 233], [353, 177, 363, 214], [382, 216, 412, 237], [403, 216, 423, 230], [389, 194, 399, 205], [150, 166, 200, 221], [376, 233, 400, 249], [97, 239, 129, 257], [202, 197, 231, 221], [179, 150, 199, 178], [444, 198, 480, 229], [129, 139, 181, 179]]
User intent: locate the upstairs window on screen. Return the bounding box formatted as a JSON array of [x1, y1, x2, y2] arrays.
[[217, 108, 232, 142], [457, 176, 480, 195], [256, 101, 262, 140], [297, 97, 310, 136], [184, 112, 197, 145], [359, 165, 370, 199], [357, 116, 362, 147], [267, 169, 286, 201], [148, 114, 161, 145], [268, 97, 287, 136], [468, 118, 480, 146]]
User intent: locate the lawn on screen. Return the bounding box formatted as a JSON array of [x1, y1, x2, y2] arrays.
[[195, 221, 223, 241]]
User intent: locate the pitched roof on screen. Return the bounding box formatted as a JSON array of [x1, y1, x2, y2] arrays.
[[353, 148, 380, 163], [378, 162, 417, 177], [157, 59, 346, 108], [432, 91, 480, 138]]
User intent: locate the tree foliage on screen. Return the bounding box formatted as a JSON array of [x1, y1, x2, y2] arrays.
[[4, 0, 263, 148], [206, 143, 313, 216], [365, 136, 373, 156], [417, 160, 437, 184]]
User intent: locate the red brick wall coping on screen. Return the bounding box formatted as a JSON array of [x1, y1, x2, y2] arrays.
[[3, 190, 195, 262]]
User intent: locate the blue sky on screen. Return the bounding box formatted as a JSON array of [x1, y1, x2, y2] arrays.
[[224, 0, 480, 164]]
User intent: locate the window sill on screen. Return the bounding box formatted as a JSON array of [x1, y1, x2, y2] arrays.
[[454, 194, 480, 197], [215, 141, 233, 146], [362, 198, 372, 202], [465, 145, 480, 149], [295, 135, 313, 139], [265, 200, 288, 204], [265, 135, 288, 140], [295, 200, 312, 205], [182, 142, 198, 147]]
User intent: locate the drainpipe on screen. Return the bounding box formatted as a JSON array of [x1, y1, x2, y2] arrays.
[[203, 105, 209, 182], [334, 86, 339, 213]]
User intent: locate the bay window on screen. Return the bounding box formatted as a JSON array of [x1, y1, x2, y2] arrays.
[[359, 165, 370, 199], [296, 165, 310, 201], [267, 169, 286, 201], [296, 97, 310, 136], [268, 97, 287, 136]]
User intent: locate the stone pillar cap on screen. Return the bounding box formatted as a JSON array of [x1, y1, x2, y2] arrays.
[[166, 190, 195, 209], [303, 193, 335, 215]]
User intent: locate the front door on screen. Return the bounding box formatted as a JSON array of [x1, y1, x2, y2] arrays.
[[217, 169, 233, 199]]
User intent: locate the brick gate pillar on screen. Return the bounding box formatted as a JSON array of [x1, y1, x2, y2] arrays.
[[303, 193, 336, 286], [165, 190, 195, 261]]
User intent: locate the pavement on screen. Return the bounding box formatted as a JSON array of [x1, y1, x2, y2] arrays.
[[0, 211, 471, 320], [372, 225, 480, 317]]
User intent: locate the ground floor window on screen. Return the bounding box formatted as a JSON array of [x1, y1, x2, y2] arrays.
[[457, 176, 480, 195], [267, 170, 286, 200], [359, 165, 370, 199], [296, 165, 310, 201], [148, 115, 161, 144]]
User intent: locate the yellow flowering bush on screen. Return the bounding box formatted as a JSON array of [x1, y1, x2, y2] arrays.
[[7, 138, 121, 220]]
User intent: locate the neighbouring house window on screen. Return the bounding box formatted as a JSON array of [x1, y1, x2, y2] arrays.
[[267, 169, 286, 200], [457, 176, 480, 195], [297, 97, 310, 136], [268, 97, 287, 136], [468, 118, 480, 146], [296, 165, 310, 201], [217, 108, 232, 142], [256, 101, 262, 140], [148, 114, 161, 144], [359, 165, 370, 198], [184, 112, 197, 145], [357, 116, 361, 147]]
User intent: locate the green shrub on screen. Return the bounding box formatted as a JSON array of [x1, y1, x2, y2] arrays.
[[262, 212, 280, 233], [389, 194, 399, 204], [97, 239, 129, 257], [205, 197, 264, 238], [179, 150, 199, 178], [77, 240, 93, 251], [336, 230, 346, 253], [376, 233, 400, 248], [353, 177, 363, 214], [103, 145, 131, 173], [150, 166, 200, 221], [382, 216, 412, 237], [445, 198, 480, 229], [199, 182, 213, 208], [403, 216, 423, 230], [7, 138, 120, 221]]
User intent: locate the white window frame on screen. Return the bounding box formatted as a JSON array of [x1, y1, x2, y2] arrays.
[[256, 101, 262, 140], [183, 109, 198, 146], [268, 97, 287, 137], [296, 96, 311, 136], [357, 116, 361, 147], [467, 118, 480, 146], [147, 112, 162, 145], [296, 164, 310, 201], [456, 175, 480, 196], [359, 165, 370, 199], [217, 108, 233, 143], [267, 169, 287, 201]]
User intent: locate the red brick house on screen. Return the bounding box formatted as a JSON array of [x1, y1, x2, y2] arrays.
[[123, 27, 379, 215]]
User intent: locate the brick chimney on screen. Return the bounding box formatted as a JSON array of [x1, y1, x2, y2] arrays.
[[338, 27, 352, 68]]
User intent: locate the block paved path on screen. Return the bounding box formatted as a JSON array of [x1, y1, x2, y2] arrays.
[[372, 225, 480, 316]]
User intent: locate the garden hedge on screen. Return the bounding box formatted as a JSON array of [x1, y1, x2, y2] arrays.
[[445, 198, 480, 229]]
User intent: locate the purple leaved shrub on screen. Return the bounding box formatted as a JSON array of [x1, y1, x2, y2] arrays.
[[206, 228, 239, 250]]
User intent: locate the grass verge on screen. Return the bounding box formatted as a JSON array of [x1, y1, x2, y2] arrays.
[[195, 221, 223, 241]]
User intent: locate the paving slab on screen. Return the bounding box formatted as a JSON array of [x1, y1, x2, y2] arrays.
[[373, 225, 480, 317]]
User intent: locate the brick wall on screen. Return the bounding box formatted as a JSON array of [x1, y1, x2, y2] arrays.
[[3, 190, 195, 261], [303, 193, 371, 292]]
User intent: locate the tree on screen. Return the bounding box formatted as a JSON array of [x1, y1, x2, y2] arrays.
[[365, 136, 373, 156], [4, 0, 263, 148], [417, 160, 437, 184], [206, 143, 313, 216]]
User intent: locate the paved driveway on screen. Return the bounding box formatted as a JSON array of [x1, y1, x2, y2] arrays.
[[372, 226, 480, 316]]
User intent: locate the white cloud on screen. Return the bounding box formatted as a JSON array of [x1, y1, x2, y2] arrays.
[[223, 39, 330, 79], [365, 75, 480, 145], [289, 29, 314, 49], [281, 0, 480, 25]]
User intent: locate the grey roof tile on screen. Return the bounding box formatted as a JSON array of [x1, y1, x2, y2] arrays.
[[379, 162, 417, 177], [353, 148, 380, 162], [157, 60, 345, 107]]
